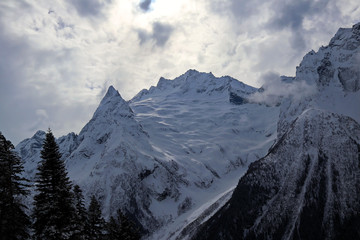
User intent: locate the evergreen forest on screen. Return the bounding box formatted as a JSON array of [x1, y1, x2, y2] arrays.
[[0, 130, 140, 240]]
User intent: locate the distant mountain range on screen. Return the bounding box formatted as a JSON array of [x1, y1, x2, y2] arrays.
[[16, 23, 360, 239]]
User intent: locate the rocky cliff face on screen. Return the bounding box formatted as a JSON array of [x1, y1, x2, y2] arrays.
[[194, 110, 360, 240], [278, 23, 360, 139], [193, 23, 360, 240]]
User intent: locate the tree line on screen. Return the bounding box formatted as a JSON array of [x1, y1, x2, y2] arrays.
[[0, 130, 140, 240]]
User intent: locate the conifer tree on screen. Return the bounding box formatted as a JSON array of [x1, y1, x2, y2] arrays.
[[106, 208, 140, 240], [71, 185, 88, 240], [87, 195, 106, 240], [33, 129, 75, 240], [117, 209, 140, 240], [106, 216, 121, 240], [0, 132, 30, 240]]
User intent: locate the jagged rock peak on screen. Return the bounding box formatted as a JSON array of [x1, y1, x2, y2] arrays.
[[328, 22, 360, 50], [156, 69, 215, 89], [100, 85, 124, 103], [95, 85, 134, 119], [34, 130, 46, 137], [94, 85, 133, 118], [77, 85, 141, 142], [352, 22, 360, 31], [296, 22, 360, 91], [182, 69, 215, 79], [131, 69, 256, 102], [16, 130, 45, 150], [277, 22, 360, 138], [105, 85, 118, 95]]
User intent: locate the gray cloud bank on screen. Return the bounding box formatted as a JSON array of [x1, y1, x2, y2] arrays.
[[0, 0, 359, 144], [139, 0, 152, 11], [137, 22, 174, 47], [68, 0, 111, 17]]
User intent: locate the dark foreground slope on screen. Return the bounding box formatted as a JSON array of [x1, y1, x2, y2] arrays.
[[194, 109, 360, 240]]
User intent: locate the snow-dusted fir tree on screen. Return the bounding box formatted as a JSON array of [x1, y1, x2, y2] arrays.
[[71, 185, 88, 240], [87, 195, 106, 240], [0, 132, 30, 239], [32, 129, 75, 240]]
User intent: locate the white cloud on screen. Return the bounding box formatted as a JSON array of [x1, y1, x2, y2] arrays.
[[0, 0, 359, 144], [249, 72, 317, 106]]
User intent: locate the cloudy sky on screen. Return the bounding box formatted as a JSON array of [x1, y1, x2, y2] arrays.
[[0, 0, 359, 145]]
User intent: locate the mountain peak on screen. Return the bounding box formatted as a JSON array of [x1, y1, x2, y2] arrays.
[[352, 22, 360, 33], [34, 130, 46, 138], [131, 70, 256, 103], [102, 85, 121, 101], [97, 86, 132, 112], [185, 69, 199, 74], [327, 23, 360, 49], [183, 69, 214, 78], [86, 85, 134, 126], [182, 69, 215, 80], [107, 85, 117, 93], [298, 23, 360, 87], [156, 70, 215, 89]]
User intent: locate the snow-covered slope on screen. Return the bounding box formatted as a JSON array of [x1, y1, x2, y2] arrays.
[[130, 70, 276, 179], [132, 69, 256, 103], [65, 86, 163, 230], [193, 23, 360, 240], [16, 71, 279, 237], [194, 109, 360, 240], [129, 70, 279, 238], [17, 130, 78, 181], [17, 21, 360, 239], [278, 23, 360, 138]]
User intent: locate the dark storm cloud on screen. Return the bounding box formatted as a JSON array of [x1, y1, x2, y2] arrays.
[[153, 22, 174, 47], [268, 0, 329, 31], [209, 0, 264, 21], [68, 0, 111, 17], [267, 0, 330, 50], [229, 0, 263, 19], [137, 22, 174, 47], [209, 0, 334, 52], [137, 29, 150, 45], [211, 0, 329, 30], [139, 0, 152, 12], [289, 32, 306, 51]]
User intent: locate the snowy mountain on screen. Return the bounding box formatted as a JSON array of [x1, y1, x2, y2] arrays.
[[192, 23, 360, 240], [278, 22, 360, 138], [17, 130, 78, 181], [16, 22, 360, 240], [16, 70, 279, 237], [194, 109, 360, 240], [131, 69, 256, 104]]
